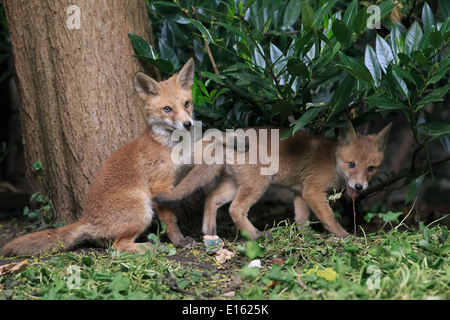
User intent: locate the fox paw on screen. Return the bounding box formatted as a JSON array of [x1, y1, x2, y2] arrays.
[[175, 236, 195, 248]]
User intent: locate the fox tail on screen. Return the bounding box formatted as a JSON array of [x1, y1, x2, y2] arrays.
[[2, 220, 89, 257]]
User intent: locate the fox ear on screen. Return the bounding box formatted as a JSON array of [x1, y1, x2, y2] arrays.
[[134, 72, 161, 100], [375, 122, 393, 151], [338, 116, 357, 145], [176, 58, 195, 90]]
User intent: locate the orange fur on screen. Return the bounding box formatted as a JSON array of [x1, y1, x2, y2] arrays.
[[2, 59, 196, 257], [155, 121, 392, 240]]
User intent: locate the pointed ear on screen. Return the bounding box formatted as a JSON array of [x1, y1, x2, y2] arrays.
[[375, 122, 393, 152], [134, 72, 161, 100], [176, 58, 195, 90], [338, 116, 357, 145]]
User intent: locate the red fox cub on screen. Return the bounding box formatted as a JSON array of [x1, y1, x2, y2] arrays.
[[2, 59, 197, 257], [154, 120, 392, 240]]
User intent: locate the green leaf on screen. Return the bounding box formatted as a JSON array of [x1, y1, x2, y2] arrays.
[[302, 2, 314, 30], [398, 53, 411, 65], [129, 33, 154, 58], [406, 174, 426, 204], [132, 56, 174, 73], [236, 41, 252, 58], [342, 0, 358, 28], [336, 65, 373, 83], [287, 58, 309, 78], [438, 0, 450, 18], [428, 58, 450, 84], [332, 19, 349, 44], [392, 69, 409, 98], [429, 31, 443, 48], [108, 274, 132, 293], [159, 39, 179, 69], [405, 22, 423, 54], [190, 19, 213, 42], [244, 241, 265, 260], [343, 244, 359, 254], [314, 0, 338, 27], [417, 84, 450, 108], [381, 211, 403, 223], [253, 44, 266, 70], [32, 161, 43, 171], [376, 34, 394, 74], [291, 107, 323, 133], [419, 121, 450, 141], [271, 100, 293, 123], [364, 45, 381, 87], [422, 2, 435, 33], [328, 75, 356, 115], [335, 60, 373, 83], [390, 64, 417, 86], [366, 94, 408, 111], [216, 21, 252, 43], [283, 0, 302, 29], [241, 266, 260, 280], [353, 8, 369, 35]]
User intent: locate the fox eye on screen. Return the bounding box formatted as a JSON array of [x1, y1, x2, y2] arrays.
[[368, 166, 375, 172], [163, 106, 172, 113], [185, 101, 190, 109], [348, 162, 356, 169]]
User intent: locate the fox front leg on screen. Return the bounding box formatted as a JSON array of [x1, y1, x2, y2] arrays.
[[302, 187, 349, 238]]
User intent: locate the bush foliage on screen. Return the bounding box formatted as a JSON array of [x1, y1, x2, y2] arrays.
[[131, 0, 449, 203]]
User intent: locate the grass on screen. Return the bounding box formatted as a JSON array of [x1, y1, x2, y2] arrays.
[[1, 217, 449, 300]]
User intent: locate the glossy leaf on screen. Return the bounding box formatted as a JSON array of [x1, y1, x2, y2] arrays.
[[364, 45, 381, 87], [132, 56, 174, 73], [422, 2, 435, 33], [405, 22, 423, 54], [283, 0, 302, 29], [332, 19, 349, 44], [190, 19, 213, 42], [129, 33, 155, 58], [302, 2, 314, 30], [429, 31, 443, 48], [353, 8, 369, 35], [376, 34, 394, 74]]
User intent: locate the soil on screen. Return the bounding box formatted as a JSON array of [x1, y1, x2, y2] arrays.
[[0, 192, 298, 268], [0, 188, 430, 268]]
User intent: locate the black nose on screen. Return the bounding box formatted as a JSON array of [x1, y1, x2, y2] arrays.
[[355, 184, 363, 191], [183, 121, 192, 130]]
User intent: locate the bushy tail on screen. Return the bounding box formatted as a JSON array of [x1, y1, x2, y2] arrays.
[[1, 220, 89, 257], [153, 164, 223, 206]]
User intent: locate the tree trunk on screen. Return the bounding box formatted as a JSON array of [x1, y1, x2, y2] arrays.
[[4, 0, 157, 223]]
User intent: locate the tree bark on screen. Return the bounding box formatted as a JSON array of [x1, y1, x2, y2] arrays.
[[4, 0, 157, 223]]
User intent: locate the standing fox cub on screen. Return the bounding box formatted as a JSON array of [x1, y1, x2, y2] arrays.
[[155, 120, 392, 240], [2, 59, 197, 257]]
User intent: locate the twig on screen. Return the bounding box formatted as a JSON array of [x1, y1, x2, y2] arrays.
[[360, 155, 450, 200], [190, 4, 219, 75], [204, 39, 219, 75], [352, 199, 356, 238]]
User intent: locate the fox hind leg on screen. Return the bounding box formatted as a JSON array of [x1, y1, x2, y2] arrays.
[[203, 177, 237, 235], [111, 197, 155, 253], [228, 182, 269, 240], [294, 195, 310, 229]]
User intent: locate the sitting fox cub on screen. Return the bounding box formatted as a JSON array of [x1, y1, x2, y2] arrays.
[[155, 120, 392, 239], [2, 59, 197, 257]]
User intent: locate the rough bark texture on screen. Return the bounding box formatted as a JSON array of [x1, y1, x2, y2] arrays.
[[4, 0, 157, 223]]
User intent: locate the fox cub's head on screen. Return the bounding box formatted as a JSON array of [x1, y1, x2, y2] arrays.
[[336, 120, 392, 199], [134, 58, 195, 133]]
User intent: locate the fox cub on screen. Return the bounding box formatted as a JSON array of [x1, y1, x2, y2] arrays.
[[2, 59, 197, 257], [155, 120, 392, 240]]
